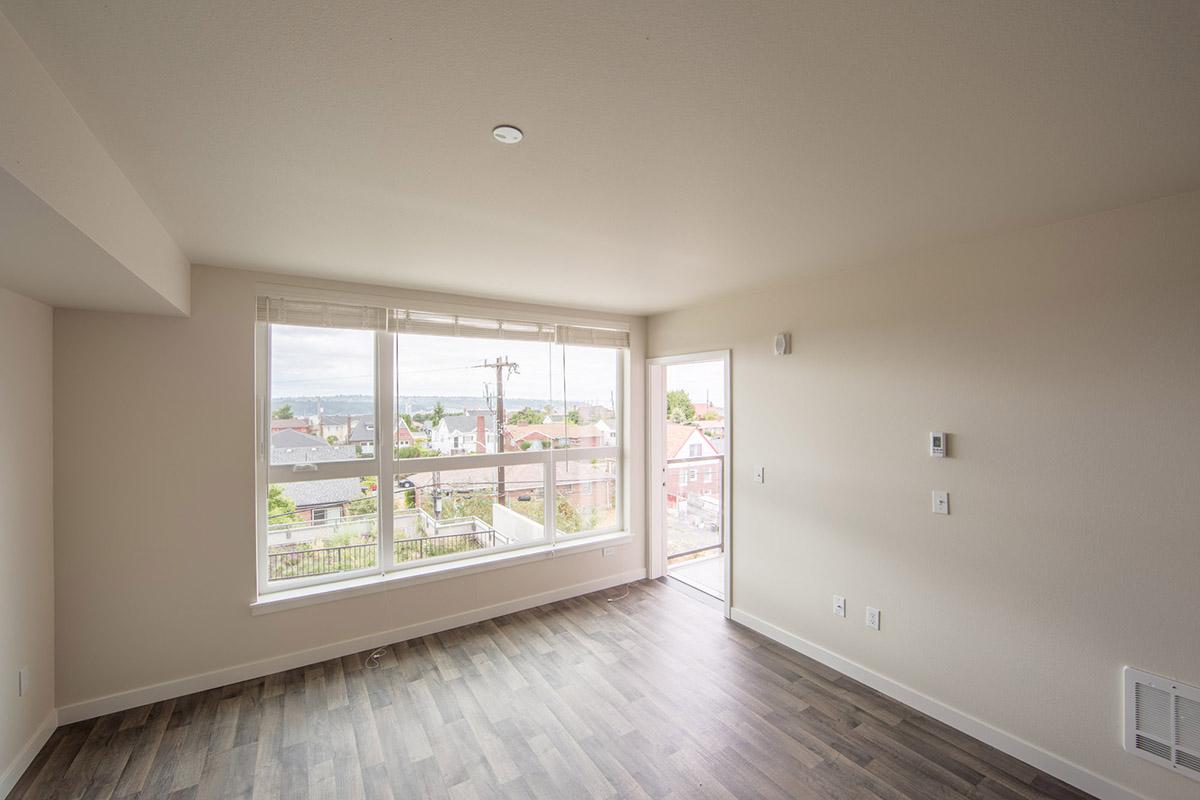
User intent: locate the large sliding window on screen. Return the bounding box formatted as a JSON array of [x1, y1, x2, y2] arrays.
[[256, 296, 627, 594]]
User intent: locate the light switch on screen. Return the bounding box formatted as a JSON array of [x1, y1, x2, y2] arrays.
[[754, 466, 765, 484], [932, 491, 950, 514]]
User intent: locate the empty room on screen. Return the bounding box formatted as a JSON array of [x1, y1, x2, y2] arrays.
[[2, 2, 1198, 799]]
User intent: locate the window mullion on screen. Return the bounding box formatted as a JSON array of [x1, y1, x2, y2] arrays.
[[545, 450, 556, 545], [377, 331, 395, 572], [616, 347, 625, 534], [256, 322, 271, 594]]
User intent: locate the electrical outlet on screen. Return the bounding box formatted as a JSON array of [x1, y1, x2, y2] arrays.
[[865, 607, 881, 631], [18, 666, 29, 697], [602, 546, 616, 557], [833, 595, 846, 617]]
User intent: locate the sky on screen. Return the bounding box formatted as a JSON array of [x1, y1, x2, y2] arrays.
[[270, 325, 620, 409], [666, 360, 725, 407]]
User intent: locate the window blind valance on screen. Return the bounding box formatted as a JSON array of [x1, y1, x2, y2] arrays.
[[256, 296, 389, 331], [256, 296, 630, 348], [388, 309, 556, 342]]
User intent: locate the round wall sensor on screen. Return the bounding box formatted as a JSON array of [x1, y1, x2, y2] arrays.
[[492, 125, 523, 144]]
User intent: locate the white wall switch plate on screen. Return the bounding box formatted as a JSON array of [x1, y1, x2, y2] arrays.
[[754, 466, 765, 483], [602, 546, 616, 557], [833, 595, 846, 617], [932, 490, 949, 514], [18, 666, 29, 697], [865, 607, 881, 631]]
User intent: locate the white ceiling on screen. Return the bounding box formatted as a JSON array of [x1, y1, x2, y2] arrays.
[[3, 1, 1199, 315]]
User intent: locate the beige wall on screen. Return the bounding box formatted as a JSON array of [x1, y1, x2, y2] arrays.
[[0, 289, 55, 785], [53, 265, 645, 710], [647, 191, 1200, 800]]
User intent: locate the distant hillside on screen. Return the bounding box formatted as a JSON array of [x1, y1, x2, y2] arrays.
[[272, 395, 557, 417]]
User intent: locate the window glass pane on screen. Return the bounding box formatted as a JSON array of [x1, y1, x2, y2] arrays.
[[542, 345, 619, 449], [392, 334, 553, 459], [266, 477, 379, 581], [393, 465, 547, 564], [555, 457, 618, 535], [270, 325, 375, 463], [665, 456, 722, 557]]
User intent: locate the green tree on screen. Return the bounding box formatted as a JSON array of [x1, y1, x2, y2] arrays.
[[431, 402, 447, 427], [511, 496, 583, 533], [397, 412, 414, 429], [347, 476, 378, 516], [395, 444, 439, 459], [421, 489, 494, 524], [267, 484, 300, 524], [565, 409, 581, 425], [667, 389, 695, 423], [272, 403, 294, 420], [506, 406, 545, 425]]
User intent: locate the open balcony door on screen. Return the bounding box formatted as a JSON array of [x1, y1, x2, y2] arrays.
[[647, 350, 731, 618]]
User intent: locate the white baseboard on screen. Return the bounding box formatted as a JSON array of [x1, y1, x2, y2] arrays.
[[730, 608, 1148, 800], [58, 568, 646, 726], [1, 708, 58, 798]]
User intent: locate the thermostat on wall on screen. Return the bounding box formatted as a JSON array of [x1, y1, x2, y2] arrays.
[[930, 432, 947, 457]]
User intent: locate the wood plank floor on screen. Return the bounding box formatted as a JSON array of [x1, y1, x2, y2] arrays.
[[9, 579, 1098, 800]]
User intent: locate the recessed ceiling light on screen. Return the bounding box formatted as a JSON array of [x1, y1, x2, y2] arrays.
[[492, 125, 523, 144]]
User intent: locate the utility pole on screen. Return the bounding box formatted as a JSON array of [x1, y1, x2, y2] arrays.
[[472, 356, 519, 505]]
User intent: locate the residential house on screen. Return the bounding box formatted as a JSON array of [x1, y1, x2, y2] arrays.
[[270, 429, 358, 465], [269, 417, 311, 434], [348, 418, 376, 456], [277, 477, 368, 526], [431, 412, 497, 455], [664, 423, 721, 508], [573, 404, 614, 423], [395, 417, 415, 447], [504, 423, 603, 450], [312, 413, 372, 443], [342, 416, 417, 456], [593, 418, 619, 447]]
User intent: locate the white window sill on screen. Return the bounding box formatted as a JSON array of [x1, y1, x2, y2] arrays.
[[250, 531, 634, 616]]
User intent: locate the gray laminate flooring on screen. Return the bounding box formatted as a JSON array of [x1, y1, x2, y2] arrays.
[[8, 579, 1097, 800]]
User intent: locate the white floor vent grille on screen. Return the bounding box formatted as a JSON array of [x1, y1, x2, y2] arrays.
[[1124, 667, 1200, 782]]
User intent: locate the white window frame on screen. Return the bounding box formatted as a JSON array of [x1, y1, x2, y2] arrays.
[[256, 322, 626, 597]]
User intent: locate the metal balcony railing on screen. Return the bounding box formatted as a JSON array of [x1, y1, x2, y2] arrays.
[[268, 541, 377, 580], [665, 454, 724, 560], [394, 528, 508, 562], [267, 510, 515, 580]]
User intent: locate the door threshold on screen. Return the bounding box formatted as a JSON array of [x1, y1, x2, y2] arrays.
[[658, 575, 724, 610]]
